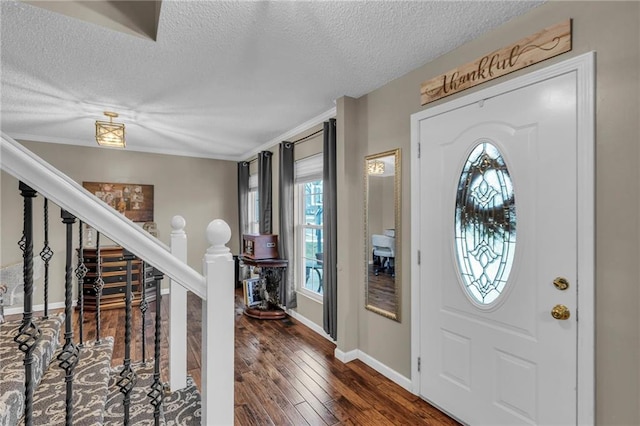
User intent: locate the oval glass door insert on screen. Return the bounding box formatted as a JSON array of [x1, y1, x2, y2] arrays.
[[455, 142, 516, 305]]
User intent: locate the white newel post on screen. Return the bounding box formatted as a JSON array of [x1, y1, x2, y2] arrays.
[[170, 215, 188, 391], [202, 219, 234, 426]]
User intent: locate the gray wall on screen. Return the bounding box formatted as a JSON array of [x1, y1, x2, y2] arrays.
[[1, 140, 238, 306], [335, 2, 640, 424]]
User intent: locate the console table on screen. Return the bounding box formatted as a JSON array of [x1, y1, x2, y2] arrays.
[[239, 256, 288, 320]]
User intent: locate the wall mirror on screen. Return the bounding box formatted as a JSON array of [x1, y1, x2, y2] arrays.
[[364, 148, 400, 321]]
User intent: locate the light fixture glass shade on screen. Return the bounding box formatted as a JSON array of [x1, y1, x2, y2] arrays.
[[368, 159, 385, 175], [96, 112, 125, 148]]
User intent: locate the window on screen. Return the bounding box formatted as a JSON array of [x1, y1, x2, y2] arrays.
[[247, 174, 259, 234], [455, 142, 516, 305], [295, 154, 324, 299]]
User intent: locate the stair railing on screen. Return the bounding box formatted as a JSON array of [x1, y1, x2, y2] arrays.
[[118, 250, 137, 425], [149, 268, 165, 426], [2, 133, 235, 425], [75, 220, 87, 346], [14, 182, 41, 426], [169, 215, 188, 391], [39, 198, 53, 319], [59, 209, 80, 426], [170, 215, 235, 424]]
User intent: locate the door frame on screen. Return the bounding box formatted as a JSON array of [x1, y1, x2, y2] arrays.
[[410, 52, 595, 425]]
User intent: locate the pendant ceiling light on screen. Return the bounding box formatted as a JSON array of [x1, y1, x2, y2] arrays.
[[95, 111, 125, 148]]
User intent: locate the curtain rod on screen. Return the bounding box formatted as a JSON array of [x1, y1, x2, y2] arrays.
[[243, 128, 324, 164], [292, 128, 323, 145]]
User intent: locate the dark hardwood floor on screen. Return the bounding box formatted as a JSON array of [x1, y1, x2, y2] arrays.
[[8, 290, 458, 425], [367, 264, 396, 313]]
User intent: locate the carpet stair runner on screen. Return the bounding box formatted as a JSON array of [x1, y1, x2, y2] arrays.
[[0, 317, 202, 425], [18, 337, 115, 426], [0, 314, 65, 426]]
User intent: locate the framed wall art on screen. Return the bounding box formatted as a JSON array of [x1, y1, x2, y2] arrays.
[[83, 181, 154, 222]]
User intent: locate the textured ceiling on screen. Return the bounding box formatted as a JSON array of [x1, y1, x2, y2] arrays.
[[1, 1, 542, 160]]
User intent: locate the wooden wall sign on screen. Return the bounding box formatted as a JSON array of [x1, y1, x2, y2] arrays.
[[420, 19, 572, 106]]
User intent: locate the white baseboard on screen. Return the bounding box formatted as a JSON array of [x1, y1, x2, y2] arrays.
[[356, 349, 412, 392], [289, 310, 412, 393], [5, 288, 171, 316], [4, 300, 76, 316], [334, 347, 358, 363], [286, 308, 335, 342], [335, 347, 411, 392]]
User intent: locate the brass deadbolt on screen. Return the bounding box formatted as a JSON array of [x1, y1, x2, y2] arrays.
[[553, 277, 570, 291]]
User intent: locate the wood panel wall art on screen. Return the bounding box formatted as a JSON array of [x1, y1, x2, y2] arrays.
[[83, 181, 154, 222]]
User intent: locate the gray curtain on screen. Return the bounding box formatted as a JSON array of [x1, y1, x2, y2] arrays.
[[323, 118, 337, 339], [237, 161, 250, 248], [278, 142, 297, 308], [258, 151, 273, 234]]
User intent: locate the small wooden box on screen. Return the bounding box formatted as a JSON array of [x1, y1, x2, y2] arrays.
[[242, 234, 278, 260]]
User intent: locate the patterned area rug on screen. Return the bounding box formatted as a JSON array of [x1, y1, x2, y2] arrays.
[[19, 337, 115, 426], [104, 364, 201, 425], [0, 314, 64, 426]]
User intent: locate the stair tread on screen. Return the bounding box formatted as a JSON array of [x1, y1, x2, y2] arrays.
[[0, 314, 64, 426], [162, 376, 201, 426], [104, 364, 166, 426], [104, 365, 201, 425], [19, 337, 115, 426]]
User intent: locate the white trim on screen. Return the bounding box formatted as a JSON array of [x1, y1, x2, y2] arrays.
[[410, 52, 595, 425], [286, 308, 334, 342], [4, 300, 77, 316], [356, 350, 412, 392], [288, 308, 413, 393], [574, 52, 596, 426], [334, 348, 412, 392], [334, 348, 358, 363], [241, 107, 336, 160], [5, 287, 171, 315], [0, 133, 207, 299], [410, 99, 422, 395], [7, 132, 243, 162]]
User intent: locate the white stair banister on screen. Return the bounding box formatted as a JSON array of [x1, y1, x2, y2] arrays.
[[170, 215, 188, 391], [1, 133, 206, 298], [201, 219, 234, 426]]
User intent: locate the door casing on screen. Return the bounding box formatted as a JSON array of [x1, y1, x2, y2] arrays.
[[410, 52, 595, 425]]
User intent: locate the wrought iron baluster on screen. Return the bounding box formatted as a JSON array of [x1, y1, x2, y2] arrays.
[[58, 210, 80, 426], [75, 221, 87, 346], [140, 262, 148, 363], [93, 231, 104, 343], [14, 182, 41, 426], [118, 249, 137, 426], [148, 267, 165, 426], [39, 198, 53, 318]]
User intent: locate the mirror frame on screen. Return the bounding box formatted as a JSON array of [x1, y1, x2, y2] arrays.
[[364, 148, 401, 321]]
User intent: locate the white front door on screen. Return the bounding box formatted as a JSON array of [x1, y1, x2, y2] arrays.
[[415, 68, 586, 425]]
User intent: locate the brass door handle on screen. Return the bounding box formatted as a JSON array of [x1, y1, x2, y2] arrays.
[[551, 304, 570, 320]]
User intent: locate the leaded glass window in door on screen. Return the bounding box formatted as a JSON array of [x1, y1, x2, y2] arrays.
[[455, 142, 516, 305]]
